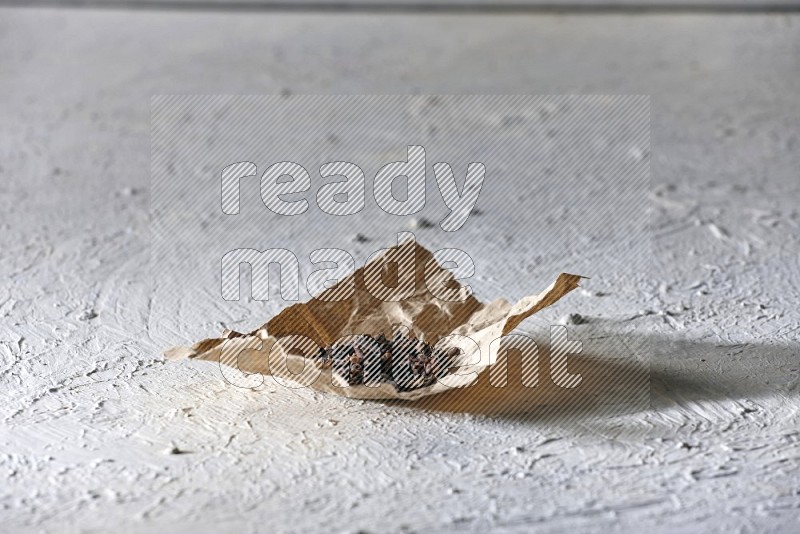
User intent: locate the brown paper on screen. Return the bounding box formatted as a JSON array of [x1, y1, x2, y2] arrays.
[[165, 239, 583, 400]]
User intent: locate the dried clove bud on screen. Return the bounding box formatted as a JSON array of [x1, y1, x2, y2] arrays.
[[312, 330, 455, 391]]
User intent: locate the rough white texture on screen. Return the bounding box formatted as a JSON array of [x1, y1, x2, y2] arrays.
[[1, 9, 799, 533]]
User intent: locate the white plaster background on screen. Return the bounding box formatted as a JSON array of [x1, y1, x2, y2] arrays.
[[1, 8, 799, 533]]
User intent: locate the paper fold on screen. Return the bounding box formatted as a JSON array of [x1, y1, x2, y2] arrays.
[[166, 239, 583, 400]]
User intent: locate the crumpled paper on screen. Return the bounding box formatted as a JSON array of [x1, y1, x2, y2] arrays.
[[165, 239, 583, 400]]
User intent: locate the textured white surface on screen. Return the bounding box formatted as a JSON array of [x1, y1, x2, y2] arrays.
[[1, 9, 799, 533]]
